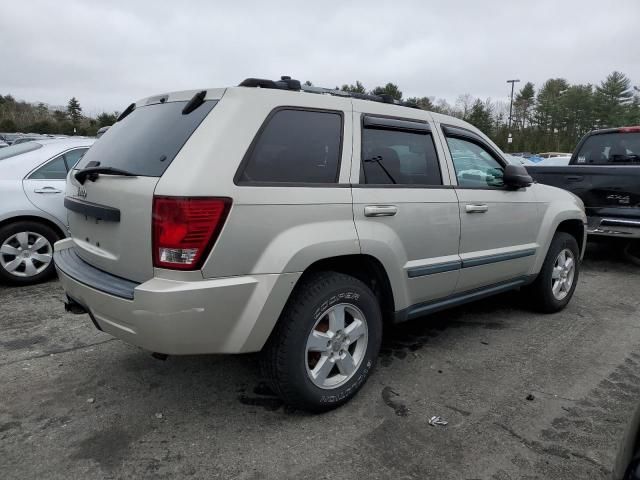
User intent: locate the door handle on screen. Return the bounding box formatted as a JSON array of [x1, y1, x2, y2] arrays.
[[565, 175, 583, 182], [34, 186, 62, 194], [465, 204, 489, 213], [364, 205, 398, 217]]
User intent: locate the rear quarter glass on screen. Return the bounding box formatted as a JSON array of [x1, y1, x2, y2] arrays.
[[75, 100, 218, 177]]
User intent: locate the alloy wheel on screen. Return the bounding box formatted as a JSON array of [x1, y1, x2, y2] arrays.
[[305, 303, 368, 389], [551, 248, 575, 301]]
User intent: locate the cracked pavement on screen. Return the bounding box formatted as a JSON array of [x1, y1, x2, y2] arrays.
[[1, 241, 639, 479]]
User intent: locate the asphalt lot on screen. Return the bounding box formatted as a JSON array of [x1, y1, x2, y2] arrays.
[[1, 242, 639, 479]]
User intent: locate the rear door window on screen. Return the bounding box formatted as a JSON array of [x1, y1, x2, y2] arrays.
[[75, 100, 217, 176], [361, 125, 441, 185], [237, 109, 343, 184], [575, 132, 640, 164]]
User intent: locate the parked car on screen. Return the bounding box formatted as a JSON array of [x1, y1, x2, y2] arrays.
[[96, 126, 110, 138], [0, 138, 94, 284], [0, 133, 24, 145], [538, 152, 572, 158], [533, 156, 571, 166], [12, 135, 47, 145], [527, 126, 640, 239], [54, 77, 586, 412], [0, 140, 8, 148]]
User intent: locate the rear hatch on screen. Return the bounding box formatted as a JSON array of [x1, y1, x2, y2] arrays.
[[66, 92, 220, 282]]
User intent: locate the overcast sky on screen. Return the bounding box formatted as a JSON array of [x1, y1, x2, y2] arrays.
[[1, 0, 639, 115]]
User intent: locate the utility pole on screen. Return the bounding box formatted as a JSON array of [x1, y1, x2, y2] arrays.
[[507, 79, 520, 130], [506, 79, 520, 151]]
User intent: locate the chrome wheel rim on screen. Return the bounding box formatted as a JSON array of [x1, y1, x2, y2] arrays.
[[0, 231, 53, 278], [305, 303, 368, 389], [551, 248, 575, 301]]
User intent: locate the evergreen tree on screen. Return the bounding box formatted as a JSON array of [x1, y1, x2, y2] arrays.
[[341, 81, 366, 94], [371, 83, 402, 100], [67, 97, 83, 126], [594, 71, 633, 127]]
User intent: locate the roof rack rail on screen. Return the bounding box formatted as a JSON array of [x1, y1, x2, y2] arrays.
[[238, 76, 422, 110]]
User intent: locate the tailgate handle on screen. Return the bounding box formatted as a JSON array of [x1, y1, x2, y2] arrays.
[[465, 204, 489, 213], [364, 205, 398, 217], [565, 175, 583, 182], [34, 186, 62, 194]]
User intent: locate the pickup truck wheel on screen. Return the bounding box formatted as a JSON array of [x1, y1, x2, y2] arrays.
[[0, 221, 60, 286], [528, 232, 580, 313], [262, 272, 382, 412]]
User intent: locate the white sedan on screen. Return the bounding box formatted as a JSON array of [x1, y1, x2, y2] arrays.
[[0, 138, 95, 285]]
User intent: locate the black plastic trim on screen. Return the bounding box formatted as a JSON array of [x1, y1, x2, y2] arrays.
[[64, 197, 121, 222], [363, 115, 430, 133], [351, 184, 455, 189], [462, 248, 537, 268], [406, 248, 536, 279], [234, 106, 345, 187], [54, 248, 139, 300], [235, 182, 350, 188], [394, 275, 535, 322], [407, 260, 461, 278]]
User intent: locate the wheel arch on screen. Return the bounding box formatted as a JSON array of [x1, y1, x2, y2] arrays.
[[555, 218, 586, 255], [295, 254, 396, 323], [0, 214, 66, 239]]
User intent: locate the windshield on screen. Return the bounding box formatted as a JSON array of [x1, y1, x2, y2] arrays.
[[0, 141, 42, 160], [75, 100, 217, 177], [576, 132, 640, 164]]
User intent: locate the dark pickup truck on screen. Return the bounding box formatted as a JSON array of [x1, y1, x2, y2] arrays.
[[527, 126, 640, 239]]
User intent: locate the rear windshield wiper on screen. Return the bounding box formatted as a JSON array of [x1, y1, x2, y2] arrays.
[[75, 166, 137, 184], [364, 156, 397, 184]]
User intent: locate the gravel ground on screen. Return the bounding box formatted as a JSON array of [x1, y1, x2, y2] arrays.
[[1, 241, 639, 479]]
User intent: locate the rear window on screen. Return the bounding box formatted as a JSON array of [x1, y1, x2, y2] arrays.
[[576, 132, 640, 165], [0, 142, 42, 160], [236, 109, 343, 184], [75, 100, 217, 176]]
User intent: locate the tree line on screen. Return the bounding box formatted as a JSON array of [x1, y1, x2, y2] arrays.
[[334, 71, 639, 152], [2, 71, 638, 152], [0, 95, 117, 137]]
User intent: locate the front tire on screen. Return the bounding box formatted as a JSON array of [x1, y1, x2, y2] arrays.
[[263, 272, 382, 412], [527, 232, 580, 313], [0, 221, 60, 286]]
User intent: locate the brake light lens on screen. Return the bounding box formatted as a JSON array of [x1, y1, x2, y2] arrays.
[[152, 196, 231, 270], [619, 126, 640, 133]]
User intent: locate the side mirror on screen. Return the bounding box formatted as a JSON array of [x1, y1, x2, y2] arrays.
[[504, 164, 533, 189]]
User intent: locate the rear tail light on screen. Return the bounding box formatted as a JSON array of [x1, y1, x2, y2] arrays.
[[619, 126, 640, 133], [152, 196, 231, 270]]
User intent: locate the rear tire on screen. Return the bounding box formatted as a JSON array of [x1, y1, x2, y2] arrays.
[[0, 221, 60, 286], [527, 232, 580, 313], [262, 271, 382, 412]]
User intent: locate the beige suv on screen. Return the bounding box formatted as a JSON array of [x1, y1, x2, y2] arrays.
[[54, 76, 587, 411]]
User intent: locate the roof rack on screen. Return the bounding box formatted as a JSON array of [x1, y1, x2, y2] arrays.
[[238, 76, 421, 109]]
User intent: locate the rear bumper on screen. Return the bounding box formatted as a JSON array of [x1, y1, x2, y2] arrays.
[[587, 216, 640, 239], [54, 238, 300, 354]]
